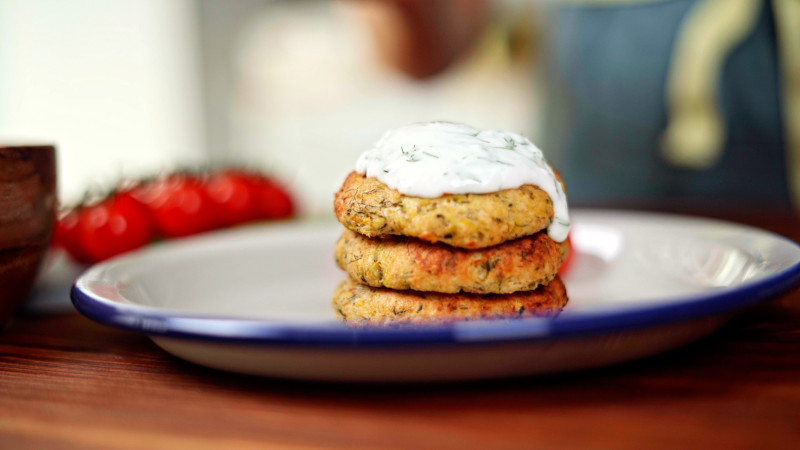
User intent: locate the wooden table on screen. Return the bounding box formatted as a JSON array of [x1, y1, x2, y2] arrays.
[[1, 208, 799, 449]]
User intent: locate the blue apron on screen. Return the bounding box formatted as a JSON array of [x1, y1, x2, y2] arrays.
[[541, 0, 791, 209]]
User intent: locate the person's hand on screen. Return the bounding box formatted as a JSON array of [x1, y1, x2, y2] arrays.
[[355, 0, 488, 78]]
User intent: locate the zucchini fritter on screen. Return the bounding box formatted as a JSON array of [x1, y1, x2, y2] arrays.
[[333, 172, 554, 249], [332, 276, 567, 326], [335, 229, 568, 294]]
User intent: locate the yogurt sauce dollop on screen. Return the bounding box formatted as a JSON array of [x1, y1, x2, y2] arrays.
[[355, 121, 570, 242]]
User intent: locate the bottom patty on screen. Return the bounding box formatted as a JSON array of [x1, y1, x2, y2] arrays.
[[332, 276, 568, 326]]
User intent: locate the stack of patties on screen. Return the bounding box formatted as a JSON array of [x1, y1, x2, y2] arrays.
[[331, 122, 570, 325]]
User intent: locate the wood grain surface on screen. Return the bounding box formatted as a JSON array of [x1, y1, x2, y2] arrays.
[[1, 207, 799, 449]]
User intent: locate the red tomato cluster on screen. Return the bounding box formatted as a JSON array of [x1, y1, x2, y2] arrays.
[[54, 170, 294, 264]]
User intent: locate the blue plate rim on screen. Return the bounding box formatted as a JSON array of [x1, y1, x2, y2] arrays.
[[70, 223, 800, 348], [70, 264, 800, 347]]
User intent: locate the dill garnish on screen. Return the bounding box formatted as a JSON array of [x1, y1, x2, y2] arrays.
[[504, 137, 517, 150]]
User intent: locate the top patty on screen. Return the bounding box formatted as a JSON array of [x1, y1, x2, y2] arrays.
[[333, 172, 555, 249]]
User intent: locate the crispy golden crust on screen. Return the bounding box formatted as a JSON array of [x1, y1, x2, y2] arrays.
[[333, 172, 554, 249], [335, 229, 568, 294], [332, 276, 568, 325]]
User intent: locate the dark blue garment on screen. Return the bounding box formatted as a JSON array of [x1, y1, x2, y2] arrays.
[[542, 0, 789, 209]]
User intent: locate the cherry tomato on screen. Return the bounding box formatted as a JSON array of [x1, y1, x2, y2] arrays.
[[246, 174, 294, 220], [55, 208, 91, 263], [147, 176, 219, 237], [204, 171, 258, 226], [558, 235, 573, 275], [113, 188, 156, 232], [77, 197, 154, 263]]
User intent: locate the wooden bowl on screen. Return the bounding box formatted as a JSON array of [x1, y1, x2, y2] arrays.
[[0, 145, 56, 325]]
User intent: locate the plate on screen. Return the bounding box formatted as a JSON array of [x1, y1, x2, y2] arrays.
[[71, 210, 800, 382]]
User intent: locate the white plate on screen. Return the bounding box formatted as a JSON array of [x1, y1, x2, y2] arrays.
[[72, 210, 800, 382]]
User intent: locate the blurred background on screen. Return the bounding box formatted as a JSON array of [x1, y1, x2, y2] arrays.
[[0, 0, 540, 213], [0, 0, 795, 214]]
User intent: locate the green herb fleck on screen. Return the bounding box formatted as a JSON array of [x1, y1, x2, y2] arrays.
[[393, 307, 410, 316], [504, 137, 518, 150]]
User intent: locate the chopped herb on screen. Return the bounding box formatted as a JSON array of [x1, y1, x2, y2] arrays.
[[421, 151, 439, 159], [393, 307, 410, 315]]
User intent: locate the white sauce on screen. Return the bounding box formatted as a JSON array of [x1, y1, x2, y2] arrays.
[[355, 121, 570, 242]]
